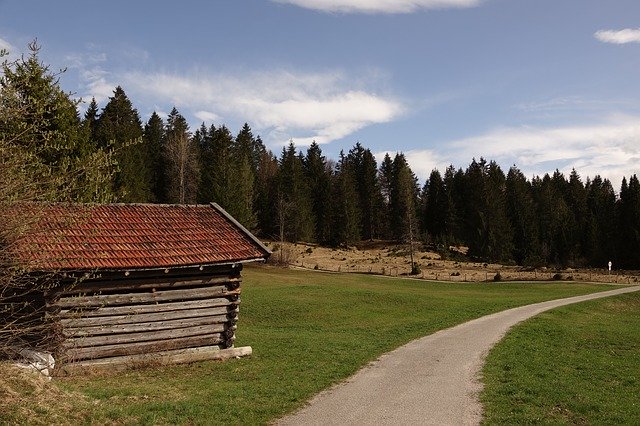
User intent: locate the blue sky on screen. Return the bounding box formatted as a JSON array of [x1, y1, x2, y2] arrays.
[[1, 0, 639, 187]]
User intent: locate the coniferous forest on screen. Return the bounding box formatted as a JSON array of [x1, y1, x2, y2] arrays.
[[3, 43, 640, 270]]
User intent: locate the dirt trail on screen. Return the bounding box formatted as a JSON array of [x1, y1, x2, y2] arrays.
[[277, 285, 640, 426]]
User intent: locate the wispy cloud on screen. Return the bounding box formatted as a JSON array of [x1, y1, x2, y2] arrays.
[[0, 37, 17, 60], [122, 69, 404, 147], [0, 37, 13, 52], [595, 28, 640, 44], [271, 0, 481, 14], [65, 51, 116, 105], [401, 115, 640, 187]]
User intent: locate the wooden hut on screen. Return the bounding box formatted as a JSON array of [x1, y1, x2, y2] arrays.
[[10, 203, 270, 371]]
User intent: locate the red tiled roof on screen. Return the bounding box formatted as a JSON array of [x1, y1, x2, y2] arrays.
[[9, 203, 270, 271]]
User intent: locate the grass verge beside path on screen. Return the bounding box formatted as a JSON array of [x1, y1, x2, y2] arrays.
[[481, 290, 640, 425], [9, 267, 614, 425]]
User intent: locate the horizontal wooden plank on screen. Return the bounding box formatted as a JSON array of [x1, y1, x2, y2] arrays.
[[56, 275, 241, 296], [59, 306, 238, 328], [64, 324, 229, 348], [54, 286, 241, 309], [54, 297, 239, 319], [63, 315, 238, 338], [59, 346, 252, 373], [64, 334, 225, 361]]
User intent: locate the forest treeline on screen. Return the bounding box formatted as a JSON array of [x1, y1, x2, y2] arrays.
[[3, 43, 640, 270]]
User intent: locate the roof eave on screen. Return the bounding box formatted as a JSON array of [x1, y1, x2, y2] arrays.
[[209, 202, 272, 257]]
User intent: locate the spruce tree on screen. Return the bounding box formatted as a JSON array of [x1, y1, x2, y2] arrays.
[[276, 142, 314, 242], [585, 176, 617, 266], [329, 152, 361, 246], [304, 142, 332, 244], [144, 112, 166, 203], [95, 86, 149, 202], [422, 169, 448, 245], [505, 166, 540, 265], [0, 41, 114, 203], [617, 175, 640, 269]]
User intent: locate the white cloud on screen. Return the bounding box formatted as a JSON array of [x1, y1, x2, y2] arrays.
[[0, 37, 14, 53], [375, 148, 448, 182], [595, 28, 640, 44], [272, 0, 480, 13], [123, 70, 404, 147], [416, 115, 640, 187], [195, 110, 222, 123], [65, 51, 116, 105]]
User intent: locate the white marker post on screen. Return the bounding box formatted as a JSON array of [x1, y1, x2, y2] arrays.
[[608, 260, 612, 275]]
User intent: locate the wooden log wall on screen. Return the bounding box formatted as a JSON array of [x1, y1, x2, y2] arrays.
[[45, 268, 242, 364]]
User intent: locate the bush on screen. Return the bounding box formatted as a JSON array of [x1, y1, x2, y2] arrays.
[[493, 272, 502, 282], [411, 263, 421, 275], [552, 273, 563, 281]]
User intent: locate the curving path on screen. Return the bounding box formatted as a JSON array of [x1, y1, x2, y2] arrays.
[[278, 285, 640, 426]]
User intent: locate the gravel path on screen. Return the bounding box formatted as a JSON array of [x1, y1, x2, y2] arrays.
[[277, 285, 640, 426]]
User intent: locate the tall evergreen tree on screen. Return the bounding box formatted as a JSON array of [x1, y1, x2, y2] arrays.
[[585, 176, 617, 267], [83, 97, 99, 143], [0, 41, 113, 203], [346, 143, 382, 240], [254, 149, 279, 237], [422, 169, 448, 244], [505, 166, 540, 265], [276, 142, 314, 242], [389, 153, 419, 242], [329, 151, 361, 246], [378, 153, 394, 239], [617, 175, 640, 269], [144, 112, 166, 203], [207, 125, 234, 209], [303, 142, 332, 244], [95, 86, 149, 202]]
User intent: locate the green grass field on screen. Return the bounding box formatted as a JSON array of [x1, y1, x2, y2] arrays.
[[481, 290, 640, 425], [1, 267, 616, 425]]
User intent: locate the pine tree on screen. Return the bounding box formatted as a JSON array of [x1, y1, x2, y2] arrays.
[[389, 153, 419, 242], [276, 142, 314, 242], [304, 142, 332, 244], [345, 143, 382, 240], [254, 149, 279, 237], [0, 41, 114, 203], [144, 112, 166, 203], [329, 152, 360, 246], [83, 97, 99, 143], [95, 86, 150, 202], [505, 166, 540, 265], [378, 153, 394, 239], [585, 176, 617, 266], [422, 169, 448, 245], [617, 175, 640, 269]]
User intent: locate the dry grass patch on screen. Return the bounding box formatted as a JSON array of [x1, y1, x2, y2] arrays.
[[0, 363, 95, 425]]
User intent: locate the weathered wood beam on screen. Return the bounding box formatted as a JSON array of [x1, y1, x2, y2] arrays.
[[64, 324, 229, 348], [59, 306, 238, 328], [54, 286, 241, 308], [54, 297, 238, 318], [58, 346, 252, 374], [63, 314, 237, 337], [64, 334, 225, 361], [55, 276, 241, 296]]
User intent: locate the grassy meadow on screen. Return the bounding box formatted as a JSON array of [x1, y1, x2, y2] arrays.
[[1, 266, 618, 425], [481, 290, 640, 425]]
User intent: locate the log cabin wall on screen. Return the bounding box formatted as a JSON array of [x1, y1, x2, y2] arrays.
[[46, 264, 243, 364]]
